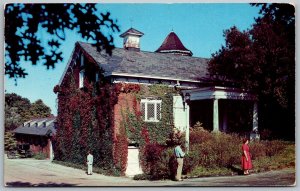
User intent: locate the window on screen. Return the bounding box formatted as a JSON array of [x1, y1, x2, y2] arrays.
[[80, 53, 84, 67], [54, 122, 58, 129], [95, 73, 99, 82], [79, 69, 84, 88], [141, 99, 162, 122], [43, 122, 46, 128]]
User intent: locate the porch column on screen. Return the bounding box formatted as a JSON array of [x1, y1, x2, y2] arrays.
[[213, 98, 219, 132], [185, 103, 190, 153], [252, 102, 258, 132]]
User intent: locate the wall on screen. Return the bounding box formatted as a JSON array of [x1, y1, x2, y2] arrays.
[[15, 134, 51, 159]]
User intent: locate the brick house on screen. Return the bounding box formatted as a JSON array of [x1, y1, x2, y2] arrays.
[[14, 117, 57, 160], [56, 28, 258, 176]]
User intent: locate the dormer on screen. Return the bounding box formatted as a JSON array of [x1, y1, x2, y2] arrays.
[[120, 28, 144, 51]]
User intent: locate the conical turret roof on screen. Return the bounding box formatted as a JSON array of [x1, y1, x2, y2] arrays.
[[155, 32, 192, 56]]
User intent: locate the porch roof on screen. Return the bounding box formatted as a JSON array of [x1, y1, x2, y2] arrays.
[[182, 86, 257, 101]]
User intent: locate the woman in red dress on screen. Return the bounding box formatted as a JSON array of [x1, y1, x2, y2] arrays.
[[241, 138, 252, 175]]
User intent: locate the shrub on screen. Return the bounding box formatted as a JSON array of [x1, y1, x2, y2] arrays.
[[182, 147, 201, 174], [189, 122, 213, 144], [140, 143, 174, 180], [138, 121, 295, 180], [249, 140, 266, 160], [261, 140, 287, 157], [33, 152, 47, 160], [4, 132, 17, 151]]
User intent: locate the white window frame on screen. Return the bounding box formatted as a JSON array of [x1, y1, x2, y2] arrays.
[[141, 99, 162, 122], [79, 69, 84, 88]]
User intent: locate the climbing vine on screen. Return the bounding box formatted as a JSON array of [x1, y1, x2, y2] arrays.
[[54, 64, 180, 176], [53, 70, 126, 174]]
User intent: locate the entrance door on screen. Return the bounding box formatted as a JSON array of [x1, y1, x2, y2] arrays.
[[125, 146, 143, 177]]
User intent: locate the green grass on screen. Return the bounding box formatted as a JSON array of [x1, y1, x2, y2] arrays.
[[186, 143, 295, 177], [188, 166, 233, 177], [33, 152, 47, 160]]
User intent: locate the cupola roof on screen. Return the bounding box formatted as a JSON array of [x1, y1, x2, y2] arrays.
[[155, 32, 192, 56]]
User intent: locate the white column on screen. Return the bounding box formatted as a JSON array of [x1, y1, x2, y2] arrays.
[[252, 102, 258, 132], [213, 99, 219, 132], [49, 139, 54, 161], [185, 103, 190, 153]]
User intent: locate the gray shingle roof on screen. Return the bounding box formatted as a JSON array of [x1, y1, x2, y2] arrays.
[[78, 42, 210, 82], [14, 117, 57, 136]]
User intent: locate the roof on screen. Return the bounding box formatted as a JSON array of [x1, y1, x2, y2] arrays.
[[120, 28, 144, 37], [76, 42, 209, 83], [14, 117, 57, 136], [155, 32, 193, 56]]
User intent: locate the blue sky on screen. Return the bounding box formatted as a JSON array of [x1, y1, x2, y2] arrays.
[[5, 3, 260, 115]]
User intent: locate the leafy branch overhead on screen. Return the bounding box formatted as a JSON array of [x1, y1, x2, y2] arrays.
[[5, 4, 120, 80]]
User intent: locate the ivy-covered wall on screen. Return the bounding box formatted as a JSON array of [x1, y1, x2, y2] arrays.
[[119, 84, 179, 146], [54, 53, 180, 176], [54, 64, 129, 175]]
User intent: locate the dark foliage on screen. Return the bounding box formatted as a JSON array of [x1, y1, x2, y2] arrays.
[[208, 4, 295, 140], [5, 4, 119, 81], [5, 93, 52, 132]]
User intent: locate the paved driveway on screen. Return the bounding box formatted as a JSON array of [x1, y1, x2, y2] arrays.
[[4, 156, 296, 187]]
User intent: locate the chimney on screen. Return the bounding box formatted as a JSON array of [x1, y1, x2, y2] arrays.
[[120, 28, 144, 51]]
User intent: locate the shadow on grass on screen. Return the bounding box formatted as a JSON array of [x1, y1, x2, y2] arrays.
[[228, 165, 244, 175], [6, 181, 77, 187]]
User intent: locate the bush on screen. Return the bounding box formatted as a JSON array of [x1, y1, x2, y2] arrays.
[[261, 140, 287, 157], [139, 124, 295, 180], [33, 152, 47, 160], [182, 148, 201, 174], [189, 122, 213, 145], [189, 132, 241, 168], [249, 141, 266, 160], [140, 143, 174, 180]]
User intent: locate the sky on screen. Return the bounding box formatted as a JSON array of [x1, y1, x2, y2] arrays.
[[5, 3, 261, 116]]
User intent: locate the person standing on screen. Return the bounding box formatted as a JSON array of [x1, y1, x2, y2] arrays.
[[174, 142, 185, 181], [86, 151, 94, 175], [241, 138, 252, 175]]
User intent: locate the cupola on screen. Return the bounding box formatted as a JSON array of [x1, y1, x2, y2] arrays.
[[155, 31, 193, 56], [119, 28, 144, 51]]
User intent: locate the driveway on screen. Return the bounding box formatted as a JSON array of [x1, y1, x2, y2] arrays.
[[4, 156, 296, 187]]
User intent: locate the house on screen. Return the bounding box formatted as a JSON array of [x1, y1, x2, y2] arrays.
[[55, 27, 258, 176], [14, 117, 57, 160]]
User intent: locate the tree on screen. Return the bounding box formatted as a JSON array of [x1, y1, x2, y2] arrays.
[[5, 105, 22, 132], [4, 132, 17, 151], [5, 93, 52, 131], [5, 4, 120, 81], [208, 3, 295, 139], [30, 99, 52, 118]]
